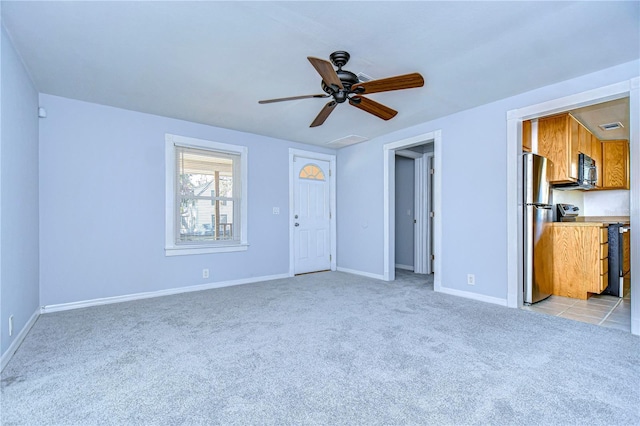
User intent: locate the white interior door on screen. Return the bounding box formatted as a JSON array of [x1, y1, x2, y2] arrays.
[[294, 158, 331, 274]]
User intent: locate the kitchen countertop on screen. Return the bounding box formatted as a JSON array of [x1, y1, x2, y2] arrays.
[[553, 222, 609, 227], [554, 216, 630, 226], [575, 216, 630, 225]]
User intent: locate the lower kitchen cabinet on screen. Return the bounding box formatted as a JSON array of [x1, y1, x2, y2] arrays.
[[623, 230, 630, 277], [551, 223, 608, 299]]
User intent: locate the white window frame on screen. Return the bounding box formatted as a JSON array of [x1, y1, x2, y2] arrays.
[[165, 134, 248, 256]]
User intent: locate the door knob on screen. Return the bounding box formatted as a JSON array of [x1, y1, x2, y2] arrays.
[[295, 223, 299, 227]]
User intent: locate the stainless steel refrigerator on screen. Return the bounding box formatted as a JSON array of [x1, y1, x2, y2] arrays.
[[523, 153, 553, 304]]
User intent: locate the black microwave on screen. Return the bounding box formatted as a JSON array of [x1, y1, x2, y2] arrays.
[[553, 153, 597, 190]]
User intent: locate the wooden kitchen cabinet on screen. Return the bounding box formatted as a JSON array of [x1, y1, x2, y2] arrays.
[[578, 122, 591, 157], [522, 120, 532, 152], [623, 230, 630, 277], [537, 113, 579, 183], [601, 140, 629, 189], [551, 224, 608, 299], [591, 134, 602, 188]]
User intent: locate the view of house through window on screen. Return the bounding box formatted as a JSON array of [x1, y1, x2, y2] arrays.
[[176, 146, 239, 243]]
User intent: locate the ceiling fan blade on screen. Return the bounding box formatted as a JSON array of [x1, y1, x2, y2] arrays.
[[308, 57, 343, 90], [259, 94, 329, 104], [352, 73, 424, 95], [349, 96, 398, 120], [310, 101, 338, 127]]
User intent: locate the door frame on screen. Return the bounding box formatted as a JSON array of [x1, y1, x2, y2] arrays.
[[288, 148, 337, 276], [506, 77, 639, 335], [383, 131, 442, 285], [425, 152, 435, 274]]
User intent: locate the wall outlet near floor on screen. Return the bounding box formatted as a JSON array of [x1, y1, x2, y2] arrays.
[[467, 274, 475, 285], [9, 315, 14, 337], [202, 269, 209, 279]]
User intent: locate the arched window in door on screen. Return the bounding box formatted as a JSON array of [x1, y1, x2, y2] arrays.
[[299, 163, 326, 181]]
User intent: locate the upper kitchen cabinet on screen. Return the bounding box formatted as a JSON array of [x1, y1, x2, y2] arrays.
[[578, 122, 591, 158], [601, 140, 630, 189], [537, 113, 579, 183], [591, 134, 602, 188]]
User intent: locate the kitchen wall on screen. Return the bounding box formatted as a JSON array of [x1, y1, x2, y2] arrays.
[[395, 156, 414, 269], [38, 94, 335, 307], [337, 59, 638, 302], [584, 190, 630, 216], [1, 26, 40, 359]]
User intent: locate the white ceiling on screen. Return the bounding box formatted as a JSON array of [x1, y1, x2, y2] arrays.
[[2, 1, 638, 147]]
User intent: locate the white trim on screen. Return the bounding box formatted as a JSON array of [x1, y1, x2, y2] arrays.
[[433, 133, 442, 291], [629, 77, 639, 336], [165, 243, 248, 256], [288, 148, 337, 277], [164, 133, 248, 256], [383, 131, 442, 286], [395, 264, 414, 271], [506, 77, 639, 337], [413, 154, 427, 274], [437, 287, 508, 307], [1, 309, 39, 372], [40, 273, 290, 314], [337, 266, 385, 281], [425, 153, 435, 274]]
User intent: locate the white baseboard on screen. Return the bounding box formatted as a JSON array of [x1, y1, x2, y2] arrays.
[[395, 264, 414, 271], [1, 309, 39, 372], [337, 267, 385, 281], [41, 273, 290, 314], [436, 286, 508, 307]]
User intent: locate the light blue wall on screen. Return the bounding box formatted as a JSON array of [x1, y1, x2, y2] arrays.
[[394, 156, 414, 268], [337, 60, 639, 300], [38, 94, 335, 306], [1, 26, 40, 356]]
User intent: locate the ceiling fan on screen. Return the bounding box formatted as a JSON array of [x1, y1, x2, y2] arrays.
[[258, 51, 424, 127]]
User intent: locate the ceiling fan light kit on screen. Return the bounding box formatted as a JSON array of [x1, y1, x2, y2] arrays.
[[258, 51, 424, 127]]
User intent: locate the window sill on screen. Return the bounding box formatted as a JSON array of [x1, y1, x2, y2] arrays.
[[165, 243, 249, 256]]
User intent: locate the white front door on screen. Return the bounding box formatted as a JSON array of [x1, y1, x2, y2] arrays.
[[293, 158, 331, 274]]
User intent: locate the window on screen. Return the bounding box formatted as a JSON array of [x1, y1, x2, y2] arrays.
[[165, 134, 248, 255], [299, 163, 325, 180]]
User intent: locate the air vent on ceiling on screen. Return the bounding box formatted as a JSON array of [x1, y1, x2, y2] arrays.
[[326, 135, 369, 148], [598, 121, 624, 131], [356, 72, 374, 83]]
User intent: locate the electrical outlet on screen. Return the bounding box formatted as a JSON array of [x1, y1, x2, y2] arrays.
[[202, 269, 209, 279], [273, 207, 280, 215], [9, 315, 14, 337], [467, 274, 475, 285]]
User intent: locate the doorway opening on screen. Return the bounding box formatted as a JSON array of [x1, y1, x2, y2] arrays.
[[395, 146, 434, 274], [383, 131, 442, 291], [506, 77, 639, 335]]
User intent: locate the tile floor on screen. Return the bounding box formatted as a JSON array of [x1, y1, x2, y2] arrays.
[[523, 278, 631, 332]]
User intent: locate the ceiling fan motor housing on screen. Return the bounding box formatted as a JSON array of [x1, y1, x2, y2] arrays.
[[321, 69, 359, 102]]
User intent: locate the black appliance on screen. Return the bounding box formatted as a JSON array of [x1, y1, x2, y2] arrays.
[[556, 203, 579, 222], [553, 153, 597, 190], [603, 223, 630, 297]]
